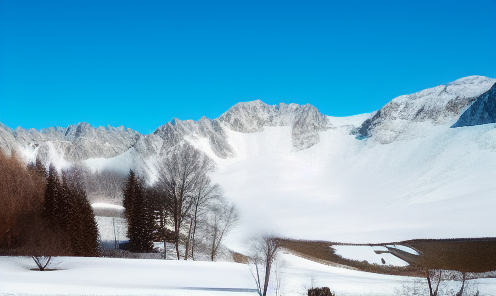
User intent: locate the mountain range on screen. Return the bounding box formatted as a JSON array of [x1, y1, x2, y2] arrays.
[[1, 75, 495, 247]]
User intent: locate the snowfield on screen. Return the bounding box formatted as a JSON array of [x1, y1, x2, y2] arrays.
[[0, 256, 257, 296], [1, 255, 495, 296], [332, 246, 409, 267], [207, 122, 496, 252]]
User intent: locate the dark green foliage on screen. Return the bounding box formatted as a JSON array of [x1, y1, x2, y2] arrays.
[[42, 165, 62, 227], [123, 170, 154, 253], [308, 287, 334, 296], [42, 165, 100, 256], [27, 157, 47, 180], [63, 175, 100, 256]]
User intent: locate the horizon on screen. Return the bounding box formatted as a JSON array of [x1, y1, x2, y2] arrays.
[[1, 0, 495, 134]]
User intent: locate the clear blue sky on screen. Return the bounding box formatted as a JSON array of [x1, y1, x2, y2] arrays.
[[1, 0, 495, 134]]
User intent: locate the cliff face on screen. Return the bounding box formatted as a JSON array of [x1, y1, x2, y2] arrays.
[[451, 82, 496, 128]]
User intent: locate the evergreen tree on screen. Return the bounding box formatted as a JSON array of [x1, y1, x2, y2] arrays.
[[123, 170, 154, 252], [43, 164, 62, 227], [42, 165, 100, 257], [69, 179, 100, 256], [27, 157, 47, 180]]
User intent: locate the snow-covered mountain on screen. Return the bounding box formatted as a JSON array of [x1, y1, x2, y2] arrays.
[[0, 122, 140, 167], [352, 76, 496, 143], [1, 75, 495, 246]]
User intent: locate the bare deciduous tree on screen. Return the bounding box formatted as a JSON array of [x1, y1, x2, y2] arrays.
[[185, 176, 222, 260], [154, 142, 214, 259], [249, 234, 280, 296], [207, 199, 239, 261], [425, 268, 443, 296]]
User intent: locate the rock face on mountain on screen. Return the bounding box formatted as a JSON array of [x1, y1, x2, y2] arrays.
[[1, 75, 495, 166], [451, 82, 496, 128], [353, 76, 496, 143], [0, 123, 18, 154], [1, 122, 140, 163], [218, 100, 330, 150], [139, 116, 235, 159]]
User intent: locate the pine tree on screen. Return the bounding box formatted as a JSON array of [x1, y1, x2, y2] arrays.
[[123, 170, 154, 252], [43, 164, 62, 227], [70, 181, 100, 256], [42, 166, 100, 257]]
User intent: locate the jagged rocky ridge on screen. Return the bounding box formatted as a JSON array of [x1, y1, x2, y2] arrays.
[[0, 122, 140, 164], [218, 100, 330, 151], [352, 76, 496, 143], [0, 75, 495, 167]]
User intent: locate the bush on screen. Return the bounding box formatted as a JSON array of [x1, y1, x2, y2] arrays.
[[308, 287, 334, 296]]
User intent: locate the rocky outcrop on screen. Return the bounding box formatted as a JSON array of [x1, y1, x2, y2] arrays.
[[451, 82, 496, 128], [219, 100, 330, 150], [142, 116, 235, 159], [0, 123, 19, 155], [352, 76, 496, 143], [1, 122, 140, 163]]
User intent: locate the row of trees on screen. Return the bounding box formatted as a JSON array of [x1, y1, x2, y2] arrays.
[[122, 142, 239, 261], [43, 163, 100, 257], [0, 150, 100, 270]]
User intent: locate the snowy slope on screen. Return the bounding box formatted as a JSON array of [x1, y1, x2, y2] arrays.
[[332, 246, 409, 266], [2, 255, 494, 296], [210, 122, 496, 250], [354, 76, 496, 143]]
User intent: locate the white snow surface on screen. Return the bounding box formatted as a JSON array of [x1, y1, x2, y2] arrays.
[[207, 122, 496, 252], [332, 246, 409, 267], [327, 112, 374, 128], [386, 245, 420, 255], [83, 148, 135, 174], [91, 203, 125, 210], [3, 255, 494, 296], [276, 253, 496, 296], [0, 256, 256, 296]]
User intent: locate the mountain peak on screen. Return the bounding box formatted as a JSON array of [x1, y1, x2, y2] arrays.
[[353, 75, 496, 143]]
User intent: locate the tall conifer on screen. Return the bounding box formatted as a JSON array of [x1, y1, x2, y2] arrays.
[[123, 170, 154, 252]]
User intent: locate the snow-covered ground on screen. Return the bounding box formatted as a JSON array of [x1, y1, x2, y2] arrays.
[[275, 253, 496, 296], [332, 246, 409, 267], [205, 122, 496, 251], [2, 255, 495, 296], [0, 256, 257, 296]]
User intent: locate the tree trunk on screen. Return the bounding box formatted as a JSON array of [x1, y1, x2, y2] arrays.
[[426, 269, 434, 296], [191, 203, 199, 260], [210, 224, 217, 261], [434, 269, 442, 296], [456, 272, 466, 296], [164, 236, 167, 259], [184, 216, 194, 260], [175, 211, 180, 260], [262, 260, 272, 296]]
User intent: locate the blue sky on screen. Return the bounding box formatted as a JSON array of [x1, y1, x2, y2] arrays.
[[1, 0, 495, 134]]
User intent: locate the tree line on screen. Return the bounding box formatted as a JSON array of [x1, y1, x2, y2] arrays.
[[0, 142, 239, 265], [122, 142, 239, 261], [0, 150, 100, 270]]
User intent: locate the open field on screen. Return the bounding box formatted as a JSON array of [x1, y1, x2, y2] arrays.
[[2, 253, 496, 296], [279, 238, 496, 277]]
